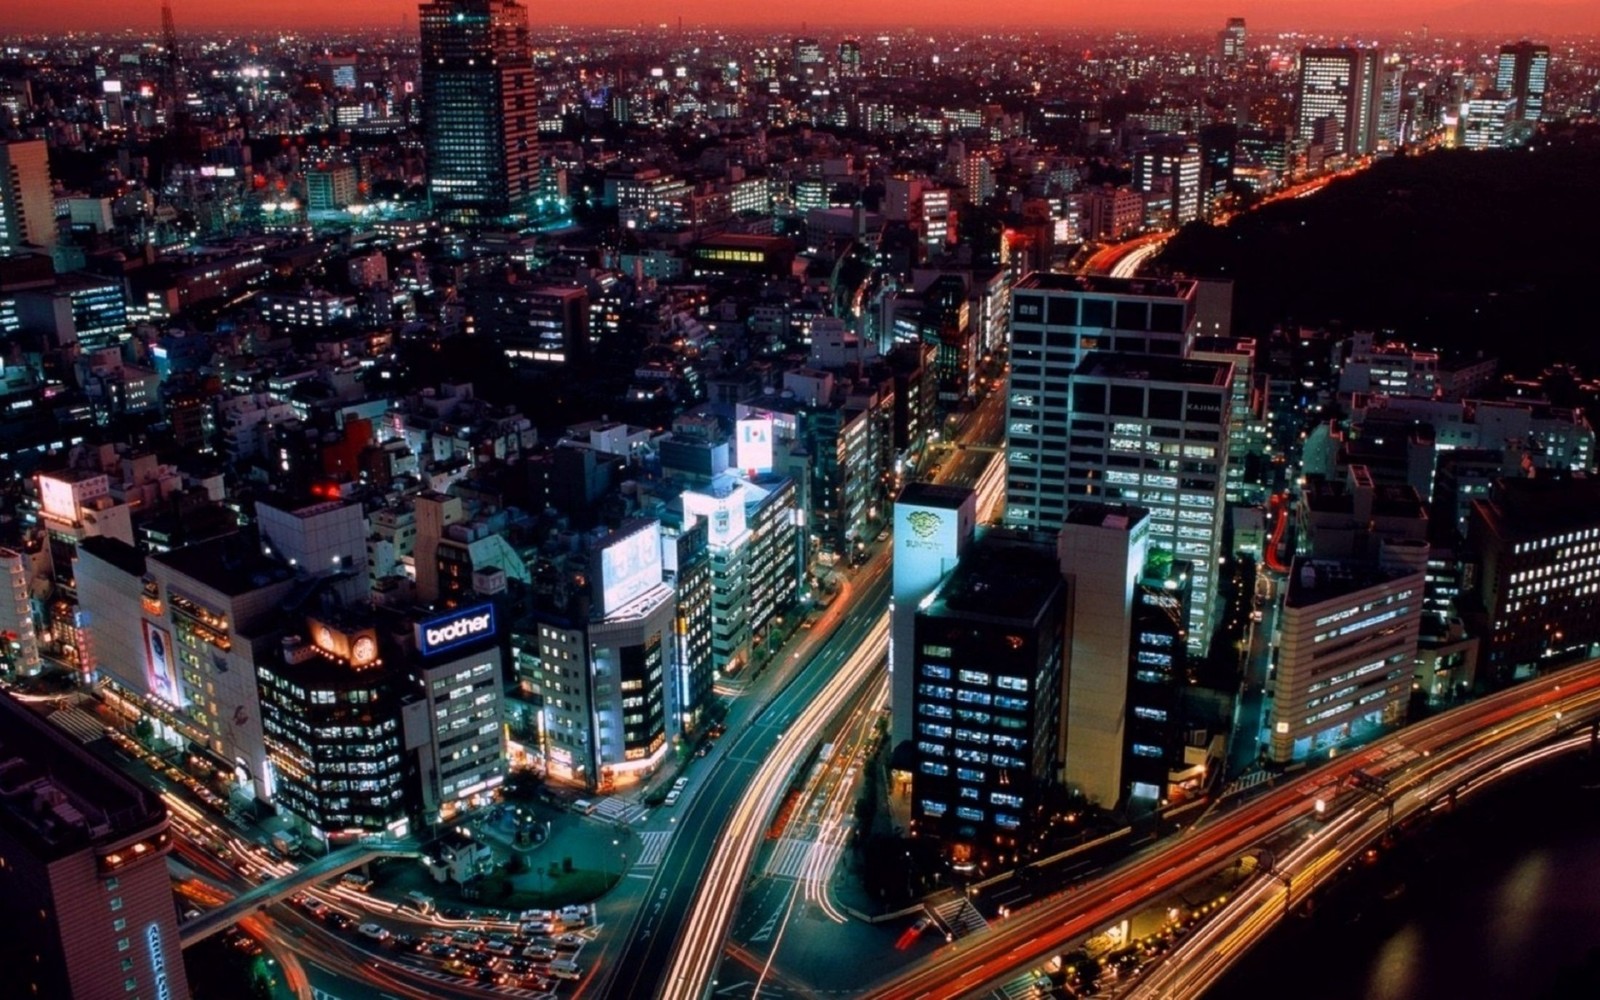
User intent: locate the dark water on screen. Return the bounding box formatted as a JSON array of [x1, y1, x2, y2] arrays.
[[1211, 751, 1600, 1000]]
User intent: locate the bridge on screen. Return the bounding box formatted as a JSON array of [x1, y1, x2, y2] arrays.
[[179, 840, 418, 947]]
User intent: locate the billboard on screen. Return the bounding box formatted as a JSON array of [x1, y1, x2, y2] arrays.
[[416, 603, 497, 658], [683, 486, 749, 549], [736, 414, 774, 474], [142, 621, 180, 706], [596, 521, 664, 616]]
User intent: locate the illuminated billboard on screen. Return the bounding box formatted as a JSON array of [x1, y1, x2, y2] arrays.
[[142, 621, 181, 706], [596, 521, 663, 616], [736, 414, 774, 474], [683, 486, 749, 549], [416, 603, 497, 657]]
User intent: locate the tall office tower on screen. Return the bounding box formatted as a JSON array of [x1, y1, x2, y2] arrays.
[[910, 533, 1067, 868], [1497, 41, 1550, 123], [0, 691, 192, 1000], [838, 38, 862, 78], [1218, 17, 1247, 66], [1133, 145, 1202, 225], [1374, 56, 1405, 151], [1064, 353, 1233, 653], [1296, 47, 1381, 157], [1269, 557, 1422, 763], [0, 139, 56, 249], [1461, 95, 1518, 150], [1005, 274, 1199, 537], [419, 0, 537, 224], [792, 37, 824, 83], [1058, 504, 1150, 808], [1469, 477, 1600, 684], [890, 483, 977, 750]]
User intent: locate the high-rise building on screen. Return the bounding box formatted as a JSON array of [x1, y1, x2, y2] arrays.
[[1133, 145, 1202, 226], [258, 616, 408, 839], [890, 483, 977, 750], [0, 139, 55, 249], [1269, 557, 1422, 762], [1063, 353, 1233, 653], [1217, 17, 1247, 66], [1461, 94, 1518, 150], [1497, 41, 1551, 123], [838, 38, 862, 78], [1296, 47, 1382, 157], [0, 690, 192, 1000], [1058, 503, 1150, 808], [910, 533, 1067, 868], [419, 0, 538, 223], [1005, 274, 1199, 538], [1469, 477, 1600, 684]]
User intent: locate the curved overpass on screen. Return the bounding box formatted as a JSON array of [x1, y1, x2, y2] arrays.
[[859, 657, 1600, 1000]]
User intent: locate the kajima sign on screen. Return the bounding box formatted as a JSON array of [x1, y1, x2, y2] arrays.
[[146, 923, 171, 1000], [417, 603, 497, 656]]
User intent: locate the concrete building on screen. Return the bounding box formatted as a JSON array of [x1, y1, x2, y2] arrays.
[[0, 139, 55, 249], [1062, 353, 1233, 653], [0, 691, 191, 1000], [1058, 504, 1150, 808], [1268, 557, 1423, 763], [910, 533, 1068, 868], [890, 483, 977, 750], [1469, 477, 1600, 684], [1006, 274, 1199, 537]]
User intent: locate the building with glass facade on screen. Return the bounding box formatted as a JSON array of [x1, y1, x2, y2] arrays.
[[910, 532, 1067, 869], [420, 0, 538, 223]]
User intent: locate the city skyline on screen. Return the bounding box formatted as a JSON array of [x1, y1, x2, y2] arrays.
[[3, 1, 1600, 35]]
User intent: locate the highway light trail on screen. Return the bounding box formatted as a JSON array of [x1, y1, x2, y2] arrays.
[[662, 614, 890, 1000]]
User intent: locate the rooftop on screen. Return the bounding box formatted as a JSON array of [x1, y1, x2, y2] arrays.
[[897, 481, 975, 511], [0, 691, 167, 862], [1074, 351, 1232, 387], [1064, 501, 1151, 531], [1285, 556, 1418, 609], [152, 528, 296, 598], [1016, 272, 1195, 300], [923, 533, 1064, 627]]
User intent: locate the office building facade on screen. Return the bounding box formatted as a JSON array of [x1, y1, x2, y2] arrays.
[[0, 692, 191, 1000], [1296, 47, 1381, 157], [1062, 353, 1233, 652], [0, 139, 54, 249], [890, 483, 977, 749], [419, 0, 538, 223], [910, 534, 1068, 868], [1497, 41, 1550, 123], [1269, 558, 1423, 762], [1006, 274, 1199, 538]]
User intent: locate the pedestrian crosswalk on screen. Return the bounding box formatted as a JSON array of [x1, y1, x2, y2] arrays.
[[593, 797, 646, 824], [763, 836, 815, 879], [49, 707, 107, 744], [933, 896, 988, 938], [634, 830, 672, 868]]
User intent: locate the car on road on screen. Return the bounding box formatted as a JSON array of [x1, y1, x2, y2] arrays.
[[671, 777, 688, 791], [556, 933, 586, 948], [327, 912, 356, 931], [558, 904, 590, 927], [664, 789, 680, 806], [522, 945, 556, 961], [339, 873, 374, 892], [357, 923, 390, 942]]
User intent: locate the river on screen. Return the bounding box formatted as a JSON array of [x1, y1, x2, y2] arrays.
[[1209, 749, 1600, 1000]]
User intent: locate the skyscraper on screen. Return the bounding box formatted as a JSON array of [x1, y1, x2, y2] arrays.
[[890, 483, 976, 750], [910, 532, 1067, 868], [1063, 352, 1233, 653], [1005, 274, 1199, 537], [0, 139, 56, 249], [1296, 47, 1381, 157], [419, 0, 538, 224], [1496, 41, 1551, 123], [1217, 17, 1247, 67]]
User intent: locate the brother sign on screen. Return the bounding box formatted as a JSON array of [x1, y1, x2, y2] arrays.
[[417, 603, 497, 656]]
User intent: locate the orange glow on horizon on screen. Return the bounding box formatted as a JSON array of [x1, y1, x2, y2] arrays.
[[10, 1, 1600, 35]]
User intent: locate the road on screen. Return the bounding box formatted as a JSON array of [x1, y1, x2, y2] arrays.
[[594, 560, 892, 999], [858, 656, 1600, 999]]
